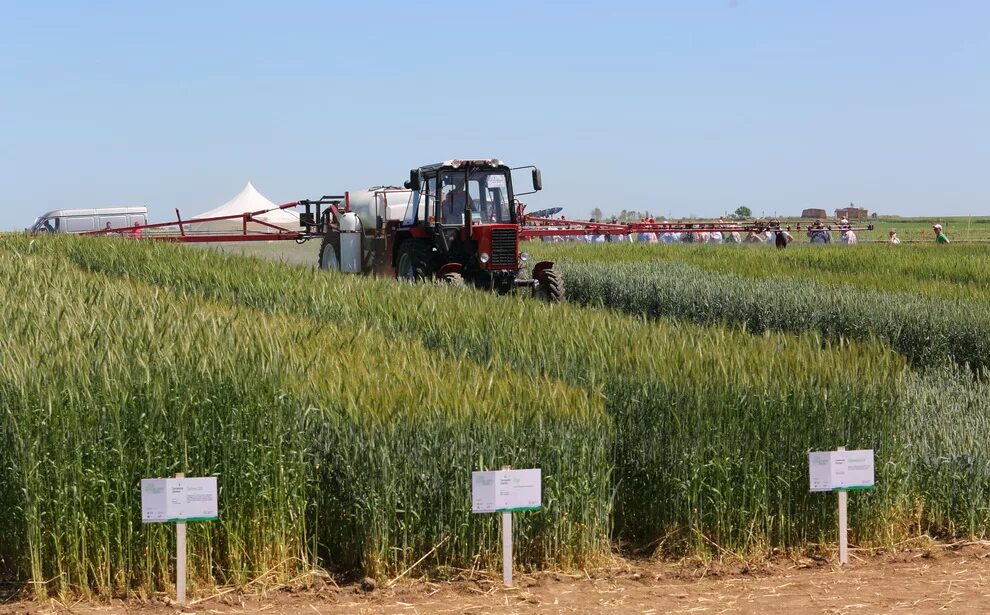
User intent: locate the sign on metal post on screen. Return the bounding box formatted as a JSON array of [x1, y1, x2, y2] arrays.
[[472, 468, 542, 586], [472, 468, 541, 513], [141, 475, 218, 605], [809, 448, 874, 565], [141, 476, 219, 522], [809, 449, 874, 492]]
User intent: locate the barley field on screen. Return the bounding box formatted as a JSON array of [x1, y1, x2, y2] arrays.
[[1, 235, 989, 600]]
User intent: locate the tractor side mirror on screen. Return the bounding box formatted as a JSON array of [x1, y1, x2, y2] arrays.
[[531, 168, 543, 192], [405, 170, 421, 191]]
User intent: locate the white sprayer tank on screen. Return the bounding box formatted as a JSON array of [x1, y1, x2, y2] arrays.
[[339, 212, 362, 273], [345, 187, 413, 231]]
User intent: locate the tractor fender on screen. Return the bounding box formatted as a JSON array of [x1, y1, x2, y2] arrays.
[[532, 261, 555, 278], [436, 262, 464, 278]]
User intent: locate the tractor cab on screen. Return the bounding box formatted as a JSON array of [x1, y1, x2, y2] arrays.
[[397, 159, 548, 292], [392, 159, 549, 298], [402, 159, 536, 226]]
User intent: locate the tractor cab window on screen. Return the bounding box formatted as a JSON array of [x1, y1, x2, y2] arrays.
[[439, 169, 513, 225], [403, 176, 436, 226], [440, 171, 469, 225], [467, 171, 512, 224]]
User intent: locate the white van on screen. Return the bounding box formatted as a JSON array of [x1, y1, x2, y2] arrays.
[[28, 207, 148, 233]]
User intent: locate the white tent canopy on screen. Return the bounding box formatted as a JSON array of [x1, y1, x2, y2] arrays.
[[187, 182, 297, 234]]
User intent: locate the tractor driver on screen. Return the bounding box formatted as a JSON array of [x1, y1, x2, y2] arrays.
[[441, 174, 473, 225]]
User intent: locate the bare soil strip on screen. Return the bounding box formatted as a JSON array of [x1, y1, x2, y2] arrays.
[[4, 544, 990, 615]]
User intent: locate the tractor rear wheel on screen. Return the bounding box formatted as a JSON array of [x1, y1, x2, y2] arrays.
[[396, 240, 435, 282], [318, 232, 342, 271], [532, 267, 565, 302]]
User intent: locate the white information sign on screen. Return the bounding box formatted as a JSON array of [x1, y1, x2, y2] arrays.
[[808, 449, 874, 492], [141, 476, 219, 523], [472, 468, 542, 513]]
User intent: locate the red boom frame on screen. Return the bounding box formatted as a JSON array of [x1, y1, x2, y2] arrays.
[[79, 201, 306, 242], [77, 201, 874, 244]]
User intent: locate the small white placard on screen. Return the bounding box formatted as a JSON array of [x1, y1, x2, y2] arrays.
[[472, 471, 498, 513], [809, 450, 874, 492], [141, 478, 170, 523], [487, 175, 507, 188], [472, 469, 542, 513], [141, 476, 219, 523]]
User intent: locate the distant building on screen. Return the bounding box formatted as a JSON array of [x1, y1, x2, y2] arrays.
[[801, 208, 828, 219], [835, 206, 868, 219]]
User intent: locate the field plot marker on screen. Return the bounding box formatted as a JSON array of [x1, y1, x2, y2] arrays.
[[141, 472, 219, 605], [472, 465, 542, 587], [502, 465, 513, 587], [175, 472, 187, 604], [836, 453, 848, 566], [809, 447, 874, 566]]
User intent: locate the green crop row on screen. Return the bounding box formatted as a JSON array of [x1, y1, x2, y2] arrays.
[[551, 256, 990, 371], [0, 248, 612, 598], [901, 366, 990, 537], [530, 242, 990, 303]]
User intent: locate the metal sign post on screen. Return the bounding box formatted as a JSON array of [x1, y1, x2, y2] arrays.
[[836, 448, 849, 565], [472, 466, 542, 587], [501, 465, 513, 587], [175, 472, 187, 605]]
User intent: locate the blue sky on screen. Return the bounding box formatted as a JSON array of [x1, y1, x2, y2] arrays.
[[2, 1, 987, 228]]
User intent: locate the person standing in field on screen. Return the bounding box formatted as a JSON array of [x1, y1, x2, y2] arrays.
[[659, 221, 678, 243], [774, 229, 794, 248], [744, 230, 764, 243], [638, 218, 658, 243], [724, 219, 742, 243], [933, 223, 950, 244], [808, 219, 830, 244], [888, 229, 901, 244]]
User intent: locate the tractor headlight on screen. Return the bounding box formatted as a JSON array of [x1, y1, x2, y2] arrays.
[[520, 252, 530, 262], [479, 252, 490, 264]]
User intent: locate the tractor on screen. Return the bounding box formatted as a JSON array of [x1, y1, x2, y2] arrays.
[[298, 159, 564, 301]]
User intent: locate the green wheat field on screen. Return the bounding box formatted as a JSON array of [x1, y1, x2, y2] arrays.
[[1, 234, 988, 600]]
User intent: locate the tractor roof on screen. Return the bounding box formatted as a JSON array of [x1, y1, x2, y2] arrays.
[[418, 159, 506, 173]]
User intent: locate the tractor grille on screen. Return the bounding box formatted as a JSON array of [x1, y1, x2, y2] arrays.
[[490, 228, 518, 267]]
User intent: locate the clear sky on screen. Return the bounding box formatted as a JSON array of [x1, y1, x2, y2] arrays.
[[2, 1, 987, 228]]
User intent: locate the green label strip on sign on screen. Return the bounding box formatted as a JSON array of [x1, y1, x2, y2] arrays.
[[166, 516, 219, 522], [495, 506, 542, 513], [835, 486, 873, 492]]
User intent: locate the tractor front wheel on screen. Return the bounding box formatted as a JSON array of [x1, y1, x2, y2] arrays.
[[396, 240, 435, 282], [440, 271, 465, 287], [532, 267, 565, 302]]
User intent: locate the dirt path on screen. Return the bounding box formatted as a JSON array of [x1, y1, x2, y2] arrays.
[[4, 544, 990, 615]]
